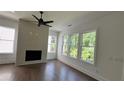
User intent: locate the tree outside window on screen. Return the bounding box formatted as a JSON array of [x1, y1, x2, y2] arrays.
[[62, 35, 68, 55], [69, 34, 79, 58], [81, 31, 96, 64], [62, 31, 96, 64]]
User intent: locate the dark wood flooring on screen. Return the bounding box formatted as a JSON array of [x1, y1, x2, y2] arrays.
[[0, 60, 96, 81]]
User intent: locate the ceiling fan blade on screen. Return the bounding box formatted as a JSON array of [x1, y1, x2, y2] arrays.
[[20, 19, 38, 23], [32, 15, 39, 21], [44, 21, 54, 24], [44, 24, 52, 27], [26, 20, 38, 23], [32, 11, 53, 28]]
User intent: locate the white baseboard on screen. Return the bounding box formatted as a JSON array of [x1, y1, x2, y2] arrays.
[[0, 60, 15, 64], [59, 59, 108, 81]]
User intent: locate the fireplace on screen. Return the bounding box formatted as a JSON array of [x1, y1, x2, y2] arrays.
[[25, 50, 42, 61]]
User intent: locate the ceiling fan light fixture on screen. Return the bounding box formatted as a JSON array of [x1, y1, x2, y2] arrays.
[[32, 11, 54, 27]]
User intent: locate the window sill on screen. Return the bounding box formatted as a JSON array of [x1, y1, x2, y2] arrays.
[[61, 54, 96, 66], [62, 54, 78, 60], [48, 52, 56, 53], [79, 59, 95, 66], [0, 53, 14, 55]]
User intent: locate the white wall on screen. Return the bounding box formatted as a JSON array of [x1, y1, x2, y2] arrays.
[[58, 12, 124, 81], [16, 20, 49, 66], [0, 16, 18, 64], [47, 30, 59, 60]]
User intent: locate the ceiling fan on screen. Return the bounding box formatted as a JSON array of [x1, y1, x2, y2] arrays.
[[32, 11, 54, 27]]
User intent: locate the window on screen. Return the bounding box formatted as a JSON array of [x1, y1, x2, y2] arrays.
[[0, 26, 15, 53], [48, 35, 57, 53], [62, 31, 96, 64], [69, 34, 79, 58], [81, 31, 96, 64], [62, 35, 69, 55]]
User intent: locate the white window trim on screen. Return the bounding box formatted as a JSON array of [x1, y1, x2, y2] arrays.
[[61, 29, 97, 65], [0, 26, 15, 54], [62, 34, 69, 56], [62, 33, 79, 59], [48, 44, 57, 53], [48, 35, 57, 53], [79, 30, 97, 65], [68, 33, 79, 59]]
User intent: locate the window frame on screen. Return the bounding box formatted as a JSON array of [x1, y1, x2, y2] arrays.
[[62, 33, 79, 59], [0, 26, 15, 54], [61, 29, 97, 65], [48, 35, 57, 53], [68, 33, 79, 59], [62, 34, 69, 56], [79, 30, 97, 65]]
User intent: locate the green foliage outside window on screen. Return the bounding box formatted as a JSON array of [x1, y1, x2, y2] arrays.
[[81, 32, 96, 64], [69, 34, 78, 58], [82, 47, 94, 63], [82, 32, 96, 47], [63, 35, 68, 55], [62, 31, 96, 64]]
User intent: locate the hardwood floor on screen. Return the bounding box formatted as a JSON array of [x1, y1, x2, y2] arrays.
[[0, 60, 96, 81]]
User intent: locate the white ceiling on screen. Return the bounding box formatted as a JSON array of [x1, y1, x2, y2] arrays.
[[0, 11, 113, 31]]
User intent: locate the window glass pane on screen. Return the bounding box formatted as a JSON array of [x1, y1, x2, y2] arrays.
[[81, 31, 96, 64], [48, 36, 51, 44], [51, 36, 56, 43], [64, 35, 68, 43], [48, 44, 56, 53], [63, 35, 68, 55], [48, 35, 57, 53], [0, 26, 15, 53], [82, 32, 96, 47], [48, 36, 56, 44], [69, 34, 78, 58], [48, 45, 51, 53], [81, 47, 94, 64], [0, 40, 14, 53], [0, 26, 15, 40], [63, 44, 68, 55], [50, 43, 56, 52]]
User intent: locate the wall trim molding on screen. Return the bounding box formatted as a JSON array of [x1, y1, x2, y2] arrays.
[[59, 59, 109, 81]]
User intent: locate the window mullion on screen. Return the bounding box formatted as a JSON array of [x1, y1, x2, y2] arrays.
[[77, 34, 81, 60], [67, 34, 71, 56], [0, 26, 15, 53]]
